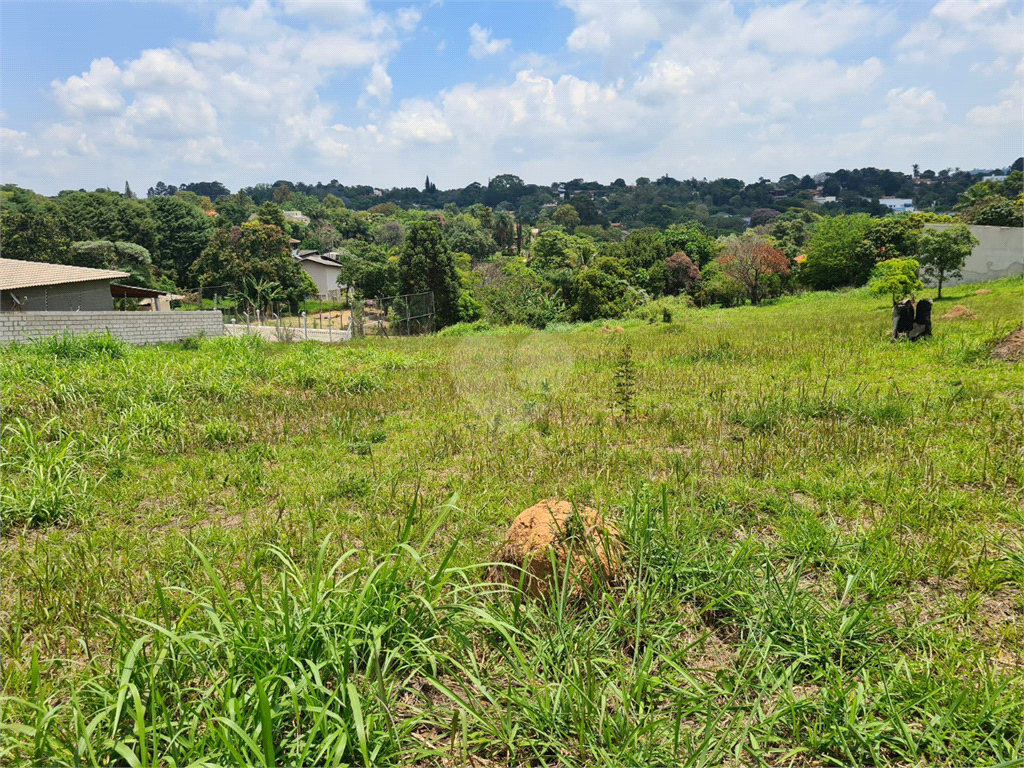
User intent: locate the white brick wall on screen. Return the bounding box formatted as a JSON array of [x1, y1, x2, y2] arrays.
[[0, 311, 224, 345]]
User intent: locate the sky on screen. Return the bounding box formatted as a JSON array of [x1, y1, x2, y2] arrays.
[[1, 0, 1021, 195]]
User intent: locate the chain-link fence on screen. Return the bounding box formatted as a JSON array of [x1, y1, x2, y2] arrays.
[[180, 285, 435, 342], [350, 292, 435, 338]]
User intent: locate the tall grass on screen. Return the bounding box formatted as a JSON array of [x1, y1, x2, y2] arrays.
[[1, 278, 1021, 766]]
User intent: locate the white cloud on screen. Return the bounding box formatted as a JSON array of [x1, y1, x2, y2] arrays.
[[966, 80, 1022, 130], [0, 127, 39, 159], [899, 0, 1022, 61], [387, 99, 452, 142], [395, 7, 421, 31], [51, 58, 124, 115], [468, 23, 510, 59], [1, 0, 1020, 194], [360, 62, 393, 107], [740, 1, 887, 56]]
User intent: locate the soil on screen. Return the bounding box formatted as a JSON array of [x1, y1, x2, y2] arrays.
[[940, 305, 978, 321], [975, 289, 993, 295], [992, 327, 1023, 362], [487, 499, 624, 599]]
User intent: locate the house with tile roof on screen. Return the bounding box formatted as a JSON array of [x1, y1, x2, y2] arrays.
[[1, 259, 131, 312]]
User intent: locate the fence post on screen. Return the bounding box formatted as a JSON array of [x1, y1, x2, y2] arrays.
[[302, 311, 308, 340]]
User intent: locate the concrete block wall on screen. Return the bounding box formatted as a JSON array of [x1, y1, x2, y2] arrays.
[[923, 224, 1024, 286], [0, 311, 224, 345]]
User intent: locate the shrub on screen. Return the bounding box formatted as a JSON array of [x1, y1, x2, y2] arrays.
[[869, 258, 923, 304]]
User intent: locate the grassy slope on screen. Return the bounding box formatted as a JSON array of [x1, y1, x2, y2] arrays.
[[1, 279, 1021, 766]]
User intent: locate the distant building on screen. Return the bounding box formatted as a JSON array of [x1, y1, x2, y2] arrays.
[[983, 174, 1008, 183], [878, 197, 915, 212], [1, 259, 129, 311], [293, 252, 344, 299], [813, 195, 837, 204], [282, 210, 311, 225], [372, 188, 383, 197]]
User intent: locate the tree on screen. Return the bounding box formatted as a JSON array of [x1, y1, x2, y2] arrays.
[[398, 220, 461, 327], [192, 221, 314, 312], [717, 233, 789, 305], [802, 214, 875, 290], [665, 252, 700, 295], [55, 191, 157, 252], [0, 209, 76, 263], [124, 181, 137, 200], [958, 196, 1022, 227], [146, 196, 215, 287], [215, 192, 256, 227], [552, 204, 580, 233], [273, 183, 293, 204], [374, 220, 405, 250], [256, 202, 288, 232], [146, 181, 178, 197], [492, 211, 515, 252], [1012, 157, 1023, 173], [869, 258, 923, 304], [750, 208, 781, 227], [570, 267, 639, 321], [918, 224, 978, 298], [69, 241, 155, 287], [663, 224, 715, 267]]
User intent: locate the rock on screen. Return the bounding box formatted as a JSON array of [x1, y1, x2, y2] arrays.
[[892, 298, 916, 338], [940, 305, 978, 321], [909, 298, 932, 340], [487, 500, 624, 599]]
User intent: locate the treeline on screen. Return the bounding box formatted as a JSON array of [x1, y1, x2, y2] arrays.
[[0, 158, 1019, 327], [137, 158, 1020, 231]]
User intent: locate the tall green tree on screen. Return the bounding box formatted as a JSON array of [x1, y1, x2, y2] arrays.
[[552, 204, 580, 233], [0, 209, 78, 263], [192, 221, 314, 311], [802, 214, 875, 290], [398, 220, 461, 327], [146, 196, 215, 287], [918, 224, 979, 298], [55, 191, 157, 251], [663, 224, 716, 266]]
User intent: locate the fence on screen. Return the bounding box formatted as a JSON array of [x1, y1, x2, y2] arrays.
[[351, 291, 435, 338], [184, 286, 435, 343]]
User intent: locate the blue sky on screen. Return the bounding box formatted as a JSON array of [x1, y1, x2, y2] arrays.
[[1, 0, 1021, 195]]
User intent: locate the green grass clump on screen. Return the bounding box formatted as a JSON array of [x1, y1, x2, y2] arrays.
[[1, 278, 1021, 766]]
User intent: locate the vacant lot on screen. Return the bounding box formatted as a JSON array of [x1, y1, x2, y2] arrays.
[[2, 279, 1021, 766]]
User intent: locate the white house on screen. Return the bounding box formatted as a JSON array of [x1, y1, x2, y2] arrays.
[[282, 210, 311, 225], [813, 195, 837, 204], [983, 174, 1008, 183], [294, 252, 344, 299], [878, 197, 915, 212]]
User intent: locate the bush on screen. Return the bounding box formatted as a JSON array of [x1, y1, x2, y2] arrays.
[[802, 214, 875, 290], [693, 260, 746, 307], [869, 258, 923, 304]]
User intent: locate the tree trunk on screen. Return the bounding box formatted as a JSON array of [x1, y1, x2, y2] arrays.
[[937, 275, 943, 299]]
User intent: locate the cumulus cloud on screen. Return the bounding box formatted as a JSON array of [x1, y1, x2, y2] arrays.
[[0, 0, 1019, 193], [468, 23, 510, 58]]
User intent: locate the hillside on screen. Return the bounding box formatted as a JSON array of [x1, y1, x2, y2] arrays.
[[1, 278, 1022, 766]]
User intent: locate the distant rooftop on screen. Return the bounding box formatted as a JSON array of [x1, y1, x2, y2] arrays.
[[0, 258, 129, 290]]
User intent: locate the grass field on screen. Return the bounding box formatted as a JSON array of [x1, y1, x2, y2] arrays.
[[1, 279, 1021, 767]]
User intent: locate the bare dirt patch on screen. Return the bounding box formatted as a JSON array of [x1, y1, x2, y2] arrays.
[[940, 305, 978, 321], [975, 289, 993, 295], [992, 327, 1023, 362]]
